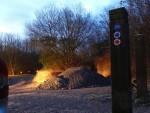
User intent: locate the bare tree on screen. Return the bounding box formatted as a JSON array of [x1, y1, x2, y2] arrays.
[[0, 33, 41, 75], [26, 6, 100, 69], [125, 0, 150, 76], [0, 34, 21, 74]]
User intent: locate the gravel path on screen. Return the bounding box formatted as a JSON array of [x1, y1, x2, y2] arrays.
[[9, 87, 112, 113], [8, 75, 150, 113], [9, 86, 150, 113]]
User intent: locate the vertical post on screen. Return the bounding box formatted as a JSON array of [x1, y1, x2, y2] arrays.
[[135, 34, 148, 99], [0, 59, 9, 113], [109, 7, 132, 113]]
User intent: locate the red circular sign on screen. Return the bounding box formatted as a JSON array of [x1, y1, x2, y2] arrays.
[[114, 39, 121, 46]]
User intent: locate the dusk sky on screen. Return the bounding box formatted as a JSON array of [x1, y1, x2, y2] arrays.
[[0, 0, 120, 37]]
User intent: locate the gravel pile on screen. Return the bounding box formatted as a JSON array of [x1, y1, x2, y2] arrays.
[[38, 67, 111, 90], [38, 75, 68, 90]]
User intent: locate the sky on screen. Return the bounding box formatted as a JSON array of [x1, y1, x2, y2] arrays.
[[0, 0, 120, 37]]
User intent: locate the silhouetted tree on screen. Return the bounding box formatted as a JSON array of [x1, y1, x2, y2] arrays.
[[26, 6, 105, 69]]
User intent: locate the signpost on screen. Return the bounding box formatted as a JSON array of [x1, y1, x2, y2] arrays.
[[0, 59, 8, 113], [109, 7, 132, 113]]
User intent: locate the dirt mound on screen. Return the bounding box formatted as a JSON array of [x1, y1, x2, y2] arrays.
[[59, 67, 111, 89], [38, 67, 111, 90]]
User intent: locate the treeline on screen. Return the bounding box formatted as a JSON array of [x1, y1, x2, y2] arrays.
[[0, 6, 109, 75], [0, 33, 42, 75], [0, 0, 150, 75], [125, 0, 150, 76]]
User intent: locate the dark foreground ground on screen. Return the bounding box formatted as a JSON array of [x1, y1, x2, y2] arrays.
[[8, 75, 150, 113]]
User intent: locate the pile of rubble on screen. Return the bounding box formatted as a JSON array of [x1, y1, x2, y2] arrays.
[[38, 67, 111, 90], [38, 75, 68, 90]]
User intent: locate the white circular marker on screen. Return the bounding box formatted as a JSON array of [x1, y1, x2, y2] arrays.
[[114, 31, 121, 39], [114, 39, 121, 46]]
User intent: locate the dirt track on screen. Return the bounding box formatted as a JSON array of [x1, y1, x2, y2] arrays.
[[9, 86, 112, 113], [8, 75, 150, 113]]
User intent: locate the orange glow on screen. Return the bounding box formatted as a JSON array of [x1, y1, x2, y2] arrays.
[[95, 52, 111, 77], [33, 69, 52, 85], [32, 68, 63, 86]]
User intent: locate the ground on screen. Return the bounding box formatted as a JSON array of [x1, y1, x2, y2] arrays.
[[8, 75, 150, 113]]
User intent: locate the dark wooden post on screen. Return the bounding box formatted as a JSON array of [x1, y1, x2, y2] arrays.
[[109, 7, 132, 113], [135, 34, 148, 99], [0, 58, 9, 113]]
